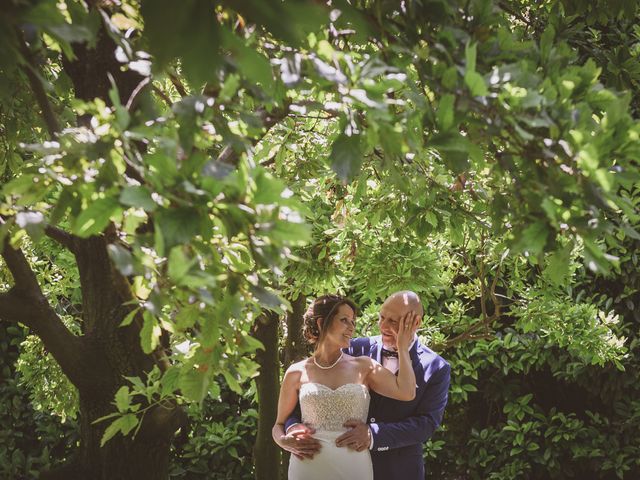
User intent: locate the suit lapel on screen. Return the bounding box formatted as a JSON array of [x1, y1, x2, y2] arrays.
[[410, 339, 421, 370], [367, 336, 383, 416], [370, 335, 382, 364]]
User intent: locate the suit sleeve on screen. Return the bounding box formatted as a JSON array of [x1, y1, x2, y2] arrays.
[[369, 362, 450, 451], [284, 400, 302, 432]]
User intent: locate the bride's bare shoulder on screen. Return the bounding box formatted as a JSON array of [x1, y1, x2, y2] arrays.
[[285, 357, 311, 375], [348, 355, 376, 369], [281, 358, 311, 387]]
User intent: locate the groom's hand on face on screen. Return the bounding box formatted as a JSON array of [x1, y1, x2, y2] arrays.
[[336, 420, 371, 452], [282, 424, 321, 460]]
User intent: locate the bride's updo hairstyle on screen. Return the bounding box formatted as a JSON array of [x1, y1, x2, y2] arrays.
[[302, 294, 357, 347]]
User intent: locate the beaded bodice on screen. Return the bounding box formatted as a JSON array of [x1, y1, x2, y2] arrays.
[[299, 383, 370, 432]]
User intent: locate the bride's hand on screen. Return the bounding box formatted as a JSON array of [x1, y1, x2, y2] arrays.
[[393, 311, 419, 351]]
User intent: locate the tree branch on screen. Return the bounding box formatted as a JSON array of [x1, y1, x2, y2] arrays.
[[497, 2, 535, 30], [125, 76, 151, 110], [45, 224, 77, 252], [0, 241, 87, 387], [169, 72, 188, 97], [1, 237, 41, 292], [18, 29, 60, 137], [152, 85, 174, 107]]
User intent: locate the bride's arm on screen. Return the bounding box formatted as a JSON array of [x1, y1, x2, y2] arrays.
[[272, 365, 321, 459], [365, 312, 418, 401]]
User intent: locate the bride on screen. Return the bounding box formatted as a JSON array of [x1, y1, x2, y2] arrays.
[[272, 294, 417, 479]]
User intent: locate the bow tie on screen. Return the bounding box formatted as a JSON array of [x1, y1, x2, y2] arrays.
[[381, 348, 398, 359]]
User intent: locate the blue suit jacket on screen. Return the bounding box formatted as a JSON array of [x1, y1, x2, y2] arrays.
[[286, 336, 450, 480], [350, 336, 450, 480]]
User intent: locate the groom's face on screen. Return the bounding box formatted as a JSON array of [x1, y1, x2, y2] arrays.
[[378, 298, 408, 349]]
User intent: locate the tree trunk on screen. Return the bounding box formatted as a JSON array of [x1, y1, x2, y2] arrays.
[[24, 14, 182, 478], [37, 331, 184, 479], [0, 229, 184, 479], [253, 311, 281, 480], [278, 293, 308, 478], [284, 294, 308, 366]]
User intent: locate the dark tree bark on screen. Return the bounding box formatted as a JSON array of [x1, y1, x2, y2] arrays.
[[278, 293, 309, 478], [253, 311, 282, 480], [284, 294, 308, 366]]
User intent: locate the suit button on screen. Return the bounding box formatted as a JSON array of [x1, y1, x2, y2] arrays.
[[370, 417, 375, 422]]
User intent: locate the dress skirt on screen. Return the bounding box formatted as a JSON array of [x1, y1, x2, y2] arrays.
[[288, 429, 373, 480]]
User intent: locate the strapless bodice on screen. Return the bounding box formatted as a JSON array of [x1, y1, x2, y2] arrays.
[[299, 382, 370, 432]]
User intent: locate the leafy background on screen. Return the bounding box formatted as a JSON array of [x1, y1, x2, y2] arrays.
[[1, 0, 640, 478]]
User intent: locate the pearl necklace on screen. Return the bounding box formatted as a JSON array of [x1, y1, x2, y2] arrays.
[[313, 352, 343, 369]]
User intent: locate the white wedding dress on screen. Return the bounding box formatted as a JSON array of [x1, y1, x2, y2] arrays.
[[288, 382, 373, 479]]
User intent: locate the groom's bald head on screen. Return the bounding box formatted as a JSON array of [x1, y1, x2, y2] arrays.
[[378, 291, 423, 348], [383, 291, 424, 317]]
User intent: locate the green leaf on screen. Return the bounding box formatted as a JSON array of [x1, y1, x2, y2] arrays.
[[140, 311, 161, 354], [145, 151, 178, 181], [222, 369, 243, 395], [540, 25, 556, 60], [119, 308, 140, 328], [100, 418, 123, 447], [175, 305, 199, 331], [437, 94, 455, 131], [119, 414, 138, 435], [168, 247, 197, 284], [250, 285, 285, 312], [200, 314, 220, 348], [50, 188, 74, 225], [464, 71, 488, 96], [179, 367, 210, 404], [161, 366, 181, 397], [230, 2, 325, 47], [517, 221, 548, 256], [239, 332, 265, 353], [621, 222, 640, 240], [429, 132, 471, 173], [465, 41, 477, 73], [115, 386, 130, 412], [221, 27, 274, 90], [583, 238, 616, 274], [73, 196, 121, 238], [219, 73, 241, 102], [155, 207, 202, 251], [544, 244, 572, 286], [577, 144, 599, 173], [100, 414, 138, 447], [209, 380, 221, 399], [442, 66, 458, 90], [108, 80, 130, 130], [258, 220, 311, 247], [91, 411, 120, 425], [120, 186, 157, 212], [141, 0, 221, 85], [125, 375, 146, 392], [45, 23, 93, 45], [253, 169, 288, 205], [23, 1, 93, 59], [330, 133, 364, 182]]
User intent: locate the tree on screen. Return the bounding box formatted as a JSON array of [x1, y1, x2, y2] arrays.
[[1, 1, 314, 477], [1, 0, 639, 478]]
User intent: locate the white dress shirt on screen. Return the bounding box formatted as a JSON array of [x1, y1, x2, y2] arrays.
[[380, 335, 417, 374]]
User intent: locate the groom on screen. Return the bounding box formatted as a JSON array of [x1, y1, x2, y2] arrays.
[[283, 291, 450, 479]]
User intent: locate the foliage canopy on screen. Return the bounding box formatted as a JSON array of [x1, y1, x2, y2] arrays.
[[1, 0, 640, 478]]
